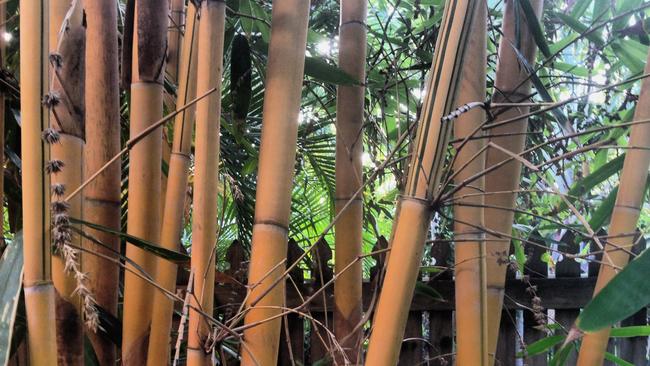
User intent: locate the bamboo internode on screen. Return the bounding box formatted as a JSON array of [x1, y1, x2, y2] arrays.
[[576, 51, 650, 366], [147, 3, 199, 365], [241, 0, 311, 364], [187, 1, 225, 365], [333, 0, 367, 363], [483, 1, 542, 364], [122, 0, 168, 363]]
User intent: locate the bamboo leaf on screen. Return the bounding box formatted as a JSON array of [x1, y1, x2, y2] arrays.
[[69, 217, 190, 263], [609, 325, 650, 338], [553, 12, 605, 47], [516, 335, 565, 357], [549, 343, 574, 366], [559, 154, 626, 211], [84, 335, 100, 366], [304, 56, 361, 86], [604, 352, 635, 366], [577, 247, 650, 332], [414, 281, 442, 301], [0, 233, 24, 366], [518, 0, 551, 58]]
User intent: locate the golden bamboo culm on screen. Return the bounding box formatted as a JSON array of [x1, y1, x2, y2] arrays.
[[19, 0, 58, 364], [122, 0, 168, 364], [186, 1, 225, 365], [147, 3, 199, 365], [333, 0, 367, 363], [483, 1, 542, 364], [49, 0, 85, 365], [241, 0, 311, 364], [83, 0, 122, 364], [452, 3, 488, 365], [576, 50, 650, 366], [365, 0, 482, 364]]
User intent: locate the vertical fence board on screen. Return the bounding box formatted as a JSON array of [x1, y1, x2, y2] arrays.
[[554, 231, 581, 365], [279, 240, 306, 365], [428, 240, 453, 366], [310, 239, 334, 364], [521, 232, 548, 366]]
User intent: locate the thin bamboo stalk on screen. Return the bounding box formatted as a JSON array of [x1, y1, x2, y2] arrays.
[[122, 0, 168, 363], [49, 1, 85, 364], [83, 0, 121, 364], [365, 0, 481, 364], [452, 3, 487, 365], [240, 0, 311, 364], [483, 1, 542, 364], [186, 2, 225, 364], [0, 0, 5, 250], [576, 51, 650, 366], [19, 0, 58, 364], [333, 0, 367, 363], [147, 3, 199, 365]]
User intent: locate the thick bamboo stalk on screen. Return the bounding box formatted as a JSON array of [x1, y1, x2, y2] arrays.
[[186, 2, 225, 365], [333, 0, 367, 363], [83, 0, 121, 364], [453, 4, 487, 365], [365, 0, 480, 364], [240, 0, 310, 364], [19, 0, 58, 364], [122, 0, 168, 363], [147, 3, 199, 364], [49, 1, 85, 364], [483, 1, 542, 363], [576, 51, 650, 366]]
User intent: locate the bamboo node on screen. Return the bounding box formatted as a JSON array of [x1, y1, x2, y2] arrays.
[[51, 183, 66, 197], [41, 128, 61, 144], [45, 159, 65, 174], [42, 91, 61, 108], [48, 52, 63, 69]]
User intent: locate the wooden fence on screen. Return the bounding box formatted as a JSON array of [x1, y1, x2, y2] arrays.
[[212, 235, 649, 366]]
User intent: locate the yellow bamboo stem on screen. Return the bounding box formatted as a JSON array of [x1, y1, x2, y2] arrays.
[[365, 0, 481, 364], [49, 1, 85, 364], [186, 2, 225, 364], [19, 0, 58, 364], [483, 1, 542, 363], [333, 0, 367, 363], [453, 4, 487, 365], [82, 0, 121, 363], [240, 0, 311, 364], [576, 51, 650, 366], [122, 0, 168, 363], [147, 3, 199, 365]]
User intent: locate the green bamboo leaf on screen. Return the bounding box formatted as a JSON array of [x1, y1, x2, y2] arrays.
[[0, 233, 23, 366], [518, 0, 551, 58], [69, 217, 190, 263], [414, 282, 442, 301], [549, 343, 574, 366], [609, 325, 650, 338], [554, 12, 605, 47], [84, 335, 100, 366], [559, 154, 626, 211], [588, 185, 618, 230], [577, 247, 650, 332], [304, 56, 361, 86], [516, 335, 565, 357], [570, 0, 593, 18], [604, 352, 635, 366]]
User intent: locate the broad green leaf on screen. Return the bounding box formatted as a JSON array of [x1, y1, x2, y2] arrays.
[[0, 234, 23, 366], [613, 0, 643, 31], [519, 0, 551, 58], [578, 247, 650, 332], [554, 12, 605, 47], [69, 217, 190, 263], [414, 282, 442, 301], [611, 41, 646, 74], [588, 185, 618, 230], [559, 154, 626, 211], [304, 57, 361, 86], [570, 0, 592, 18], [549, 343, 574, 366], [516, 335, 565, 357]]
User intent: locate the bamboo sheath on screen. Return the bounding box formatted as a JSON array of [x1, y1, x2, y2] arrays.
[[576, 51, 650, 366], [365, 0, 480, 364], [240, 0, 310, 364], [483, 1, 542, 363], [19, 0, 59, 364], [453, 4, 488, 365], [122, 0, 168, 363], [49, 1, 85, 364], [83, 0, 121, 363], [333, 0, 367, 363], [186, 1, 225, 365], [147, 3, 199, 365]]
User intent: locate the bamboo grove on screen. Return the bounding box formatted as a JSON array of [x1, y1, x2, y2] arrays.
[[2, 0, 650, 365]]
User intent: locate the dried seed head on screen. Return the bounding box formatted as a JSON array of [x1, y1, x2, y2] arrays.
[[49, 52, 63, 69], [42, 91, 61, 108], [51, 200, 70, 213], [53, 212, 69, 227], [51, 183, 66, 196], [42, 128, 61, 144], [45, 160, 65, 174]]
